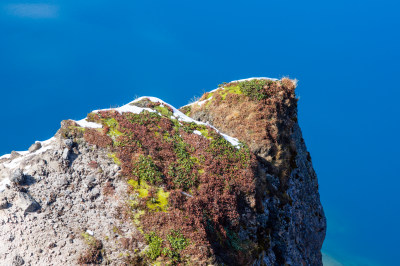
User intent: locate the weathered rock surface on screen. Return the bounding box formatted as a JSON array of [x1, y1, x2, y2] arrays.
[[16, 192, 40, 212]]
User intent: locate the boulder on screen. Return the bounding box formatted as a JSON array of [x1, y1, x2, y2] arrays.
[[0, 197, 8, 209], [28, 142, 42, 153], [16, 192, 40, 212], [62, 148, 70, 160], [10, 169, 25, 184], [64, 139, 73, 149], [10, 151, 21, 160], [12, 255, 24, 266]]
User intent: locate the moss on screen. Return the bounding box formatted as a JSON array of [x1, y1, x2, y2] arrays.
[[199, 128, 213, 140], [81, 232, 97, 247], [154, 105, 173, 117], [162, 230, 190, 263], [128, 179, 150, 198], [146, 188, 169, 212], [108, 153, 121, 165], [132, 155, 162, 185], [220, 85, 242, 100], [104, 118, 123, 138], [145, 232, 163, 260]]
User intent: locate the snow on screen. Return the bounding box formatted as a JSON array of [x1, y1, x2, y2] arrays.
[[0, 178, 10, 193], [1, 137, 56, 170], [193, 130, 202, 136], [75, 119, 102, 129]]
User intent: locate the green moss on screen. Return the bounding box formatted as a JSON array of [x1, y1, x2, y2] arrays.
[[104, 118, 123, 138], [154, 105, 173, 117], [162, 230, 190, 263], [108, 153, 121, 165], [239, 79, 274, 100], [220, 85, 242, 100], [145, 232, 163, 260], [146, 188, 169, 212], [128, 179, 149, 198], [199, 129, 213, 140], [81, 232, 98, 247], [132, 155, 162, 185]]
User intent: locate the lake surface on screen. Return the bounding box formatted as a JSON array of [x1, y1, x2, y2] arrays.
[[1, 1, 399, 265]]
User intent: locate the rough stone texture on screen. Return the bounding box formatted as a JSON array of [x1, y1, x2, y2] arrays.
[[10, 169, 25, 184], [28, 142, 42, 153], [0, 136, 140, 265], [0, 196, 8, 209], [16, 192, 40, 212]]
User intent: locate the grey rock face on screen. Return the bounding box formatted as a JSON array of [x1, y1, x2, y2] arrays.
[[254, 124, 326, 266], [28, 142, 42, 153], [10, 169, 25, 184], [16, 192, 40, 212]]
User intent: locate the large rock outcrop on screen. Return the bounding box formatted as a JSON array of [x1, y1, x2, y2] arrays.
[[182, 77, 326, 265], [0, 77, 325, 265]]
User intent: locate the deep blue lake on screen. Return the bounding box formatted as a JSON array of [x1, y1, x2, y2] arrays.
[[1, 1, 399, 264]]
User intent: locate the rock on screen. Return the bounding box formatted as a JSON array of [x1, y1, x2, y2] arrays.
[[28, 142, 42, 153], [16, 192, 40, 212], [10, 169, 25, 184], [12, 255, 24, 266], [62, 148, 70, 160], [85, 175, 97, 189], [64, 139, 73, 149], [90, 187, 100, 200], [57, 176, 69, 187], [10, 151, 21, 160], [0, 197, 8, 209]]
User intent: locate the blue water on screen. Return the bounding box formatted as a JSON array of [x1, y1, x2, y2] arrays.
[[1, 1, 399, 264]]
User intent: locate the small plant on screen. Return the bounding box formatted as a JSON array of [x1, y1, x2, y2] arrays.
[[132, 155, 162, 185], [162, 230, 190, 263], [144, 232, 163, 260], [78, 232, 103, 264]]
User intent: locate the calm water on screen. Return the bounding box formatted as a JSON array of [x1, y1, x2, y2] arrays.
[[1, 1, 399, 264]]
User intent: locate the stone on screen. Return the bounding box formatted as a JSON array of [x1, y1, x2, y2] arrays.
[[0, 197, 8, 209], [64, 139, 73, 149], [16, 192, 40, 212], [12, 255, 24, 266], [10, 169, 25, 184], [85, 175, 97, 189], [62, 148, 70, 160], [28, 142, 42, 153], [10, 151, 21, 160]]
